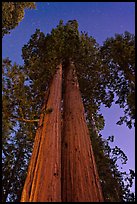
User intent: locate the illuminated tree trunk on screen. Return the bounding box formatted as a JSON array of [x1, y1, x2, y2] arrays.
[[61, 62, 104, 202], [21, 64, 62, 202]]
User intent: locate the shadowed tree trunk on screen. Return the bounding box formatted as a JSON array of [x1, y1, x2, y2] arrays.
[[61, 62, 104, 202], [20, 64, 62, 202]]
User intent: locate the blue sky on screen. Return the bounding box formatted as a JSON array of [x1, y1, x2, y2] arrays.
[[2, 2, 135, 191]]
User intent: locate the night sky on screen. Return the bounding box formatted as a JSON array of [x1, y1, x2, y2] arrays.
[[2, 2, 135, 191]]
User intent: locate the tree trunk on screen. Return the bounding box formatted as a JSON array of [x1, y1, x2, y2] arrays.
[[61, 62, 104, 202], [20, 64, 62, 202]]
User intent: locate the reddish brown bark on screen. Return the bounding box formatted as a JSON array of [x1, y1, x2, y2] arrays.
[[20, 64, 62, 202], [21, 62, 103, 202], [61, 62, 104, 202]]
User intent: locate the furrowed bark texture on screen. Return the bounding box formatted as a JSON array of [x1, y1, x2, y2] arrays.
[[20, 64, 62, 202], [61, 63, 104, 202]]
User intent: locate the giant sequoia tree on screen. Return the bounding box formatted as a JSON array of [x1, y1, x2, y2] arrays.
[[2, 20, 135, 202], [21, 64, 62, 202]]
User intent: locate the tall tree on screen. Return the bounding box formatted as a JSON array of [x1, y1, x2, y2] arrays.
[[61, 61, 103, 201], [21, 64, 62, 202], [20, 21, 105, 201], [2, 2, 36, 37]]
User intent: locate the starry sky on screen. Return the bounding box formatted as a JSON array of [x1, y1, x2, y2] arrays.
[[2, 2, 135, 191]]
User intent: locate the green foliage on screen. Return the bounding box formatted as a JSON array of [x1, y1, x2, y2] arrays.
[[2, 58, 37, 202], [22, 20, 108, 123], [2, 2, 36, 37], [2, 125, 34, 202], [100, 32, 135, 128]]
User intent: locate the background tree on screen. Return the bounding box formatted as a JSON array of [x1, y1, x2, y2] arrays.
[[100, 32, 135, 128], [89, 127, 135, 202], [2, 20, 135, 202], [2, 2, 36, 37], [2, 59, 37, 202]]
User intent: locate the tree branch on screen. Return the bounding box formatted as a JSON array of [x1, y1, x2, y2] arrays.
[[11, 115, 39, 123], [16, 118, 39, 123]]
